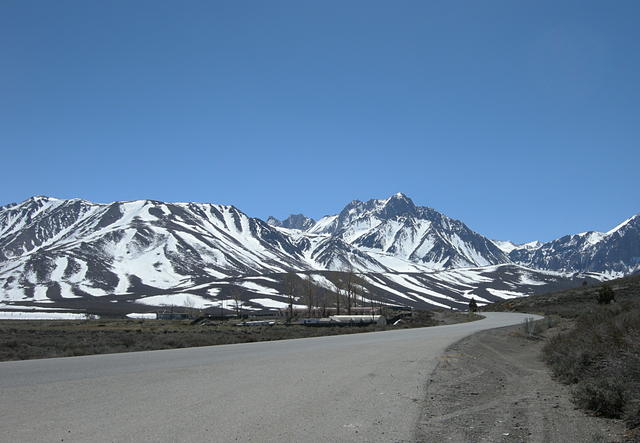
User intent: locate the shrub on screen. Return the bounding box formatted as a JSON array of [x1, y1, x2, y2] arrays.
[[543, 300, 640, 429], [597, 285, 615, 305], [573, 377, 626, 418], [625, 399, 640, 430]]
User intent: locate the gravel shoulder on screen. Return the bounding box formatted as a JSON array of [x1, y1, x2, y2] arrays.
[[415, 323, 626, 443]]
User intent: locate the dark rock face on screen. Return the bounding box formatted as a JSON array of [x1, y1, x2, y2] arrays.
[[268, 214, 316, 231], [376, 193, 418, 219]]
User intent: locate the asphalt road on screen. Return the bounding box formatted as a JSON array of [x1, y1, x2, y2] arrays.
[[0, 312, 540, 442]]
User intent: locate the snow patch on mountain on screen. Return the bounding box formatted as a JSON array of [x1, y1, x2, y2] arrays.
[[0, 194, 637, 313], [137, 293, 215, 309]]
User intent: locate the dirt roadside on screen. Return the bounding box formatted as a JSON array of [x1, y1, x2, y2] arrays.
[[414, 323, 627, 443]]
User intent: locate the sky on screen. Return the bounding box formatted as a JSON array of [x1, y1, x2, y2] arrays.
[[1, 0, 638, 243]]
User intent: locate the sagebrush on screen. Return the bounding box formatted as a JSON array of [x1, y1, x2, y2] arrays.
[[543, 300, 640, 429]]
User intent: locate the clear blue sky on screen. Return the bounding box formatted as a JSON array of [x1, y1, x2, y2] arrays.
[[1, 1, 638, 243]]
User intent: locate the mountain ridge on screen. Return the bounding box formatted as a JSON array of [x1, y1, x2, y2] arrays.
[[0, 194, 637, 314]]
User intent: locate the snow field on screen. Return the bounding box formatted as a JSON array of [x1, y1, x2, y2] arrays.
[[0, 311, 99, 320]]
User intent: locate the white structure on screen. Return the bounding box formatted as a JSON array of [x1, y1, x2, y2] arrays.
[[329, 315, 387, 326]]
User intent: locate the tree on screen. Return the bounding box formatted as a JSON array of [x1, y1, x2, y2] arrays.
[[351, 280, 358, 312], [183, 297, 200, 318], [327, 271, 342, 315], [597, 285, 615, 305], [369, 289, 378, 316], [231, 287, 242, 318], [344, 264, 356, 315], [305, 276, 315, 317], [468, 298, 478, 312], [318, 288, 327, 317], [284, 272, 297, 321]]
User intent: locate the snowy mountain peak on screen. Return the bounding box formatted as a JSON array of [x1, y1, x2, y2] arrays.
[[14, 195, 58, 209], [266, 216, 280, 226], [1, 194, 638, 314], [267, 214, 315, 231], [492, 240, 519, 254], [303, 193, 508, 269], [493, 239, 544, 254], [29, 195, 58, 202], [522, 240, 543, 250], [508, 214, 640, 275], [336, 193, 418, 223], [379, 192, 417, 219], [387, 192, 411, 203], [607, 214, 640, 235]]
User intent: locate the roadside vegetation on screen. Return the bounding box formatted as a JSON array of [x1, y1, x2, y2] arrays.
[[0, 309, 481, 362], [489, 274, 640, 440], [543, 300, 640, 430]]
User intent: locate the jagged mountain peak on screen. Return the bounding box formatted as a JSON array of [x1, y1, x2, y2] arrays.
[[266, 216, 281, 226], [386, 192, 412, 204], [492, 240, 519, 254], [508, 214, 640, 275], [337, 193, 419, 224], [266, 214, 315, 231], [305, 193, 508, 269], [379, 192, 417, 219], [1, 194, 638, 314], [28, 195, 58, 202], [10, 195, 59, 209], [493, 239, 544, 254]]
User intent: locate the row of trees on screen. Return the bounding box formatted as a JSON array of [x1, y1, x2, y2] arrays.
[[186, 274, 619, 320], [283, 268, 385, 321], [180, 269, 382, 321]]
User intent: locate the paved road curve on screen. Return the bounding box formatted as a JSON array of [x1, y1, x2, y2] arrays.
[[0, 312, 539, 442]]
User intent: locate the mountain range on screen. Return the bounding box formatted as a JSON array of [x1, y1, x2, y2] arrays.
[[0, 193, 637, 315]]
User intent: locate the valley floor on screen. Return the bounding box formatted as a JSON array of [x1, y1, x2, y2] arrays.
[[415, 322, 627, 442], [0, 310, 476, 361]]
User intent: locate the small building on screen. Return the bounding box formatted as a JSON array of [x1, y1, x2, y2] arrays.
[[235, 320, 276, 326], [329, 315, 387, 326]]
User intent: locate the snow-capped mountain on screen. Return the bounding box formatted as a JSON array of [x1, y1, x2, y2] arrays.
[[492, 240, 543, 254], [0, 197, 308, 297], [0, 194, 637, 314], [308, 193, 509, 269], [267, 214, 316, 231], [505, 214, 640, 276]]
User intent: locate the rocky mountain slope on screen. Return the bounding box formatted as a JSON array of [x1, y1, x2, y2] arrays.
[[307, 193, 508, 269], [267, 214, 315, 231], [0, 194, 636, 315], [498, 215, 640, 276]]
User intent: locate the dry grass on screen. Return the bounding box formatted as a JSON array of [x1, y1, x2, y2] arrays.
[[542, 300, 640, 431], [0, 309, 477, 362], [489, 274, 640, 318]]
